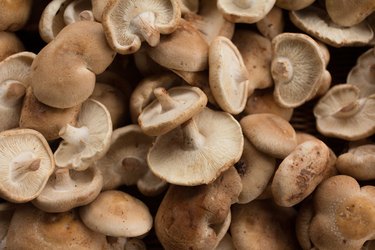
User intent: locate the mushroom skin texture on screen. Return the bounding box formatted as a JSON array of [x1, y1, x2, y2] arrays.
[[310, 175, 375, 250], [31, 21, 116, 109], [0, 31, 24, 62], [155, 167, 242, 250], [256, 6, 284, 40], [0, 0, 33, 31]]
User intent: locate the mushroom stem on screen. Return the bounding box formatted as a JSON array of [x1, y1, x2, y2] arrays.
[[0, 80, 25, 107], [234, 0, 253, 8], [79, 10, 94, 22], [271, 57, 294, 84], [11, 152, 41, 180], [130, 11, 160, 47], [59, 124, 89, 148], [153, 87, 178, 111], [181, 118, 205, 150], [333, 100, 363, 118], [54, 168, 75, 190]]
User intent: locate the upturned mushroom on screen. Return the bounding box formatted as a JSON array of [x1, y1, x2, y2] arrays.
[[54, 99, 112, 171], [0, 31, 24, 62], [102, 0, 181, 54], [0, 0, 33, 31]]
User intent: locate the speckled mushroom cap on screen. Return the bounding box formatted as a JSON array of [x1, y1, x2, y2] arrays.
[[33, 167, 103, 213], [138, 86, 207, 136], [0, 129, 54, 203], [347, 48, 375, 97], [313, 84, 375, 141], [310, 175, 375, 250], [271, 32, 325, 108], [0, 31, 24, 62], [209, 36, 249, 114], [289, 6, 374, 48], [6, 205, 109, 249], [217, 0, 276, 24], [240, 113, 297, 159], [148, 107, 243, 186], [102, 0, 181, 54], [54, 99, 112, 171], [79, 190, 153, 238], [275, 0, 315, 10], [0, 0, 33, 31]]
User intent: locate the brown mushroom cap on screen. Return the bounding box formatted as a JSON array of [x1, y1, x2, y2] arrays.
[[313, 84, 375, 141], [0, 0, 33, 31], [275, 0, 315, 10], [0, 32, 24, 62], [102, 0, 181, 54], [79, 190, 153, 238], [256, 6, 284, 40], [271, 32, 325, 108], [148, 108, 243, 186], [0, 129, 54, 203], [240, 113, 297, 159], [289, 6, 374, 48]]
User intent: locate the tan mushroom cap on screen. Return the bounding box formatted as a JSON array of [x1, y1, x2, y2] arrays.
[[256, 6, 284, 40], [63, 0, 93, 25], [271, 32, 325, 108], [33, 167, 103, 213], [236, 137, 276, 204], [0, 51, 35, 87], [0, 32, 24, 62], [102, 0, 181, 54], [54, 99, 112, 171], [0, 129, 54, 203], [275, 0, 315, 10], [347, 48, 375, 97], [230, 200, 299, 250], [31, 21, 116, 109], [79, 190, 153, 238], [289, 6, 374, 48], [271, 139, 331, 207], [95, 125, 153, 190], [310, 175, 375, 250], [19, 87, 81, 141], [240, 113, 297, 159], [217, 0, 276, 24], [0, 0, 33, 31], [336, 144, 375, 180], [148, 108, 243, 186], [6, 205, 109, 249], [313, 84, 375, 141], [209, 36, 249, 114], [138, 86, 207, 136]]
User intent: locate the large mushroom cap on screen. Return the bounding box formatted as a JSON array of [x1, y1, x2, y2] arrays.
[[148, 107, 243, 186], [0, 0, 33, 31], [0, 129, 54, 203]]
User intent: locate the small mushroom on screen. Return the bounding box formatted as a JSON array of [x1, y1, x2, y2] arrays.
[[0, 32, 24, 62], [0, 129, 54, 203], [0, 0, 33, 31], [256, 6, 284, 40], [63, 0, 93, 25], [102, 0, 181, 54], [54, 99, 112, 171], [275, 0, 315, 10]]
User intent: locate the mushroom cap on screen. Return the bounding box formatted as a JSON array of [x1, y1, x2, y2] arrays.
[[240, 113, 297, 159], [271, 32, 325, 108], [209, 36, 249, 114], [313, 84, 375, 141], [79, 190, 153, 237], [271, 139, 331, 207], [33, 167, 103, 213], [102, 0, 181, 54], [347, 48, 375, 97], [275, 0, 315, 10], [0, 51, 35, 87], [148, 107, 243, 186], [63, 0, 93, 25], [0, 129, 54, 203], [256, 6, 284, 40], [6, 205, 109, 249], [54, 99, 112, 170], [0, 31, 24, 62], [138, 86, 208, 136], [179, 0, 199, 14], [310, 175, 375, 250], [0, 0, 33, 31], [289, 6, 374, 48], [91, 0, 109, 22], [217, 0, 276, 24]]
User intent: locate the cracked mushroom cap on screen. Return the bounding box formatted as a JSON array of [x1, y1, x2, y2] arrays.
[[0, 0, 33, 31], [313, 84, 375, 141], [138, 86, 207, 136], [79, 190, 153, 238], [33, 167, 103, 213], [310, 175, 375, 250], [240, 113, 297, 159], [0, 32, 24, 62], [217, 0, 276, 24], [275, 0, 315, 10], [289, 6, 374, 48], [0, 129, 54, 203], [209, 36, 249, 115], [54, 99, 112, 171], [148, 107, 243, 186], [102, 0, 181, 54], [271, 32, 325, 108]]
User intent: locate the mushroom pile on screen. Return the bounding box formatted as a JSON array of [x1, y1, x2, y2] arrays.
[[0, 0, 375, 249]]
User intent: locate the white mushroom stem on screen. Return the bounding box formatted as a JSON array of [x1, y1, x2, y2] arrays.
[[234, 0, 253, 8], [333, 99, 364, 118], [271, 57, 294, 83], [153, 87, 178, 112], [54, 168, 75, 190], [11, 151, 40, 180], [0, 80, 25, 107], [130, 11, 160, 47], [59, 124, 90, 148], [79, 10, 94, 22], [181, 118, 206, 150]]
